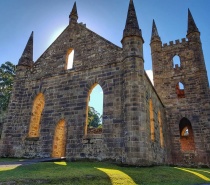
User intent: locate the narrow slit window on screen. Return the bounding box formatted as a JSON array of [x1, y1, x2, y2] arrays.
[[176, 82, 185, 98], [173, 55, 181, 68], [149, 99, 155, 141], [158, 111, 164, 147], [67, 49, 74, 69]]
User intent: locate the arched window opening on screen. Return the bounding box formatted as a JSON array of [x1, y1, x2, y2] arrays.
[[28, 93, 45, 138], [85, 84, 103, 135], [179, 118, 195, 151], [52, 119, 67, 158], [66, 49, 74, 70], [173, 55, 181, 68], [176, 82, 185, 98], [149, 99, 155, 141], [158, 111, 164, 147]]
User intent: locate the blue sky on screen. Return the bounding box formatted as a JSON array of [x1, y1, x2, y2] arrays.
[[0, 0, 210, 115]]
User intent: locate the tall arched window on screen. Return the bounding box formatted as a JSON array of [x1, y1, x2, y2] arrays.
[[158, 111, 164, 147], [179, 118, 195, 151], [173, 55, 181, 68], [66, 49, 74, 70], [176, 82, 185, 98], [149, 99, 155, 141], [28, 93, 45, 138], [52, 119, 67, 158], [85, 83, 103, 136]]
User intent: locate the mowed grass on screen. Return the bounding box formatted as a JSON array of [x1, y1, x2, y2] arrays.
[[0, 159, 210, 185]]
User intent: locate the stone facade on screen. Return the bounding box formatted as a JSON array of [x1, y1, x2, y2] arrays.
[[0, 1, 209, 166]]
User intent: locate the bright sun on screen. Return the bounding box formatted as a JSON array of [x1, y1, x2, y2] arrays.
[[48, 26, 66, 46]]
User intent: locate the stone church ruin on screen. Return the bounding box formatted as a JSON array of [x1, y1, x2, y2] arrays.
[[0, 0, 210, 167]]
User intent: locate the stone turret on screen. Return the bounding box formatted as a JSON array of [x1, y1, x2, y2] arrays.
[[121, 0, 149, 165], [17, 31, 34, 69], [150, 19, 162, 54], [69, 2, 78, 24]]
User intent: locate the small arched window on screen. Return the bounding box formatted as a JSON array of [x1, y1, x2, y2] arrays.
[[173, 55, 181, 68], [66, 49, 74, 70], [176, 82, 185, 98]]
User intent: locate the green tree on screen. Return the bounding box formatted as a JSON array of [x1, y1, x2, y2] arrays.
[[0, 61, 16, 111], [88, 106, 102, 128]]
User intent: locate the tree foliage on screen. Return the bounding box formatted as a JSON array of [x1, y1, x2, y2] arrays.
[[0, 61, 16, 111], [88, 106, 102, 128]]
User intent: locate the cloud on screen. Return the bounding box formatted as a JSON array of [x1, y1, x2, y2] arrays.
[[146, 70, 154, 85]]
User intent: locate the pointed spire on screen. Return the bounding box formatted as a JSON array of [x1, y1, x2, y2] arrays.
[[69, 2, 78, 24], [187, 9, 199, 34], [151, 19, 159, 38], [122, 0, 142, 39], [18, 31, 34, 67]]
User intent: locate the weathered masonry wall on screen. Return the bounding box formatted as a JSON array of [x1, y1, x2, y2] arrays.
[[0, 20, 169, 165], [0, 17, 168, 165], [1, 71, 168, 164], [144, 73, 170, 165]]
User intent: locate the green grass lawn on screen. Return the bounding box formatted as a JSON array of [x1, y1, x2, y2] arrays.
[[0, 159, 210, 185]]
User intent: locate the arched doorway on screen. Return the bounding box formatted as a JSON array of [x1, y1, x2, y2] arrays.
[[179, 118, 195, 151], [52, 119, 67, 158]]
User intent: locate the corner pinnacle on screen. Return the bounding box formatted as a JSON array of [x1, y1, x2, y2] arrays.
[[187, 9, 199, 34], [18, 31, 34, 67], [122, 0, 142, 39], [151, 19, 159, 38], [69, 2, 78, 23]]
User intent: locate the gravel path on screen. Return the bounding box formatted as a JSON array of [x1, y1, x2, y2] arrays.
[[0, 157, 65, 168]]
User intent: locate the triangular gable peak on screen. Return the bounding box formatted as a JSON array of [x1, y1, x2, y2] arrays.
[[32, 3, 123, 78]]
